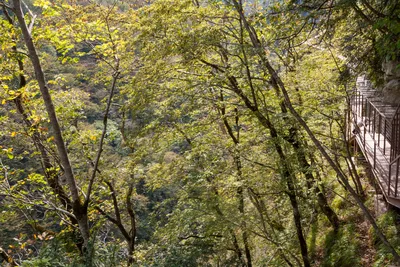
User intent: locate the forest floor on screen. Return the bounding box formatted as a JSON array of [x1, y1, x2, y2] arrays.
[[312, 159, 400, 267], [352, 176, 400, 267], [357, 210, 376, 267]]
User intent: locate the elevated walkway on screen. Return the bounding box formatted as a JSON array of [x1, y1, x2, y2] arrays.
[[351, 76, 400, 207]]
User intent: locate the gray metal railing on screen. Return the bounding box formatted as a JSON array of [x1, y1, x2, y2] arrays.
[[352, 89, 400, 197]]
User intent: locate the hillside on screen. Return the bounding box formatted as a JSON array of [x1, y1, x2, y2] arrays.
[[1, 0, 400, 266]]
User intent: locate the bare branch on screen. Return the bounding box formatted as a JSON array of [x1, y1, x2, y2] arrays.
[[104, 181, 122, 224], [21, 0, 36, 33], [85, 67, 120, 207], [0, 247, 18, 266]]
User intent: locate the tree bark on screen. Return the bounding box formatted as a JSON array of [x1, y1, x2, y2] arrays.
[[13, 0, 90, 248]]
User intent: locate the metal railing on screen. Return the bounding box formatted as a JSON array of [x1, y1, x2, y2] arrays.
[[352, 89, 400, 197], [389, 111, 400, 196]]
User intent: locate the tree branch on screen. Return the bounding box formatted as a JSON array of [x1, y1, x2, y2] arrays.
[[85, 67, 120, 207], [0, 247, 18, 266]]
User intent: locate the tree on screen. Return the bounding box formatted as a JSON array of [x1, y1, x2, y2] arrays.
[[129, 0, 342, 264], [0, 0, 132, 263], [1, 0, 399, 265], [227, 0, 400, 263]]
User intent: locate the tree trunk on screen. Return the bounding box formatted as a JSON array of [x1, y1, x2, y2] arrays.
[[291, 137, 340, 231], [219, 101, 252, 267], [262, 120, 311, 267], [237, 180, 252, 267], [126, 185, 136, 266], [230, 1, 400, 260], [232, 0, 340, 231], [13, 0, 90, 249], [127, 239, 135, 266], [208, 54, 310, 267]]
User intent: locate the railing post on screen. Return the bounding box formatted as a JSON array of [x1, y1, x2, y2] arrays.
[[356, 91, 359, 116], [384, 119, 387, 155], [373, 109, 376, 138], [396, 114, 400, 159], [357, 91, 359, 117], [392, 116, 397, 162], [395, 157, 400, 197], [368, 101, 372, 132], [344, 106, 351, 140], [378, 114, 381, 147], [361, 95, 364, 117], [374, 141, 376, 169], [364, 115, 367, 149], [389, 162, 392, 196], [363, 122, 366, 149]]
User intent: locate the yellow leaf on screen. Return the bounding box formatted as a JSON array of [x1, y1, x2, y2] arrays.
[[11, 132, 16, 137], [1, 99, 5, 105]]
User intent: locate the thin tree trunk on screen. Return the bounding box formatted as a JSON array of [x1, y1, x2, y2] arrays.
[[3, 2, 75, 223], [341, 117, 365, 196], [248, 189, 302, 267], [236, 158, 252, 267], [127, 239, 135, 266], [230, 1, 400, 260], [290, 135, 340, 231], [95, 179, 136, 265], [286, 180, 311, 267], [13, 0, 90, 248], [252, 111, 311, 267], [217, 92, 252, 267], [219, 6, 339, 232], [204, 55, 310, 267], [126, 182, 136, 266]]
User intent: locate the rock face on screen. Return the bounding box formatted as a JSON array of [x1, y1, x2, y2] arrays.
[[382, 60, 400, 104]]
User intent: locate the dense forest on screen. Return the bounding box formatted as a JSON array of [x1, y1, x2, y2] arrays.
[[1, 0, 400, 266]]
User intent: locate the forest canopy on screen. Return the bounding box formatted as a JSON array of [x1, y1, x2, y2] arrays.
[[1, 0, 400, 266]]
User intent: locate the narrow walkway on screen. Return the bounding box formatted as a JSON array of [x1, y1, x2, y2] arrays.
[[351, 76, 400, 207]]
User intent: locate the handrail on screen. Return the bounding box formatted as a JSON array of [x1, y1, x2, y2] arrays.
[[390, 153, 400, 165], [352, 84, 400, 199], [390, 104, 400, 124], [354, 93, 391, 125], [368, 100, 388, 119]]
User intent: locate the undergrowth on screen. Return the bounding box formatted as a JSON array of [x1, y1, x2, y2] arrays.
[[371, 210, 400, 267]]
